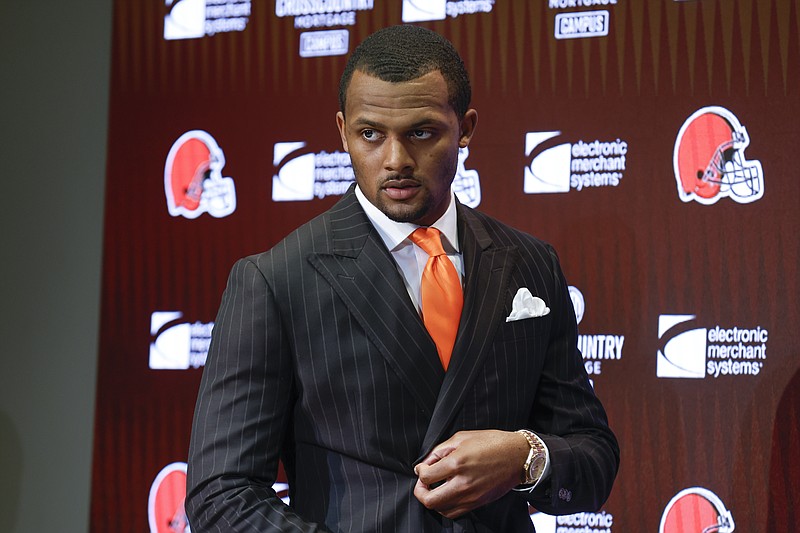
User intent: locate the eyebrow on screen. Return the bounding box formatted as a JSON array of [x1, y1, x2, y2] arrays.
[[349, 117, 447, 130]]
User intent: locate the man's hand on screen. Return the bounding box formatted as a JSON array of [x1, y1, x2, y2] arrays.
[[413, 429, 529, 519]]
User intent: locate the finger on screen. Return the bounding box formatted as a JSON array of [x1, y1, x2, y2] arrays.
[[413, 477, 436, 504], [414, 475, 451, 509], [414, 476, 472, 518], [416, 455, 457, 486], [417, 442, 458, 476], [421, 444, 456, 466], [440, 506, 471, 520], [415, 443, 457, 483]]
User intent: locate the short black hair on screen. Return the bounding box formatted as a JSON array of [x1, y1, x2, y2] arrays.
[[339, 25, 471, 118]]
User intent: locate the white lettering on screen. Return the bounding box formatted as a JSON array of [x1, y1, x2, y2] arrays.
[[276, 0, 374, 17], [446, 0, 494, 18], [294, 11, 356, 28], [707, 325, 768, 344], [579, 334, 624, 360], [707, 359, 763, 378], [585, 361, 602, 375], [550, 0, 617, 8], [205, 17, 248, 35], [556, 510, 614, 528], [570, 172, 622, 191]]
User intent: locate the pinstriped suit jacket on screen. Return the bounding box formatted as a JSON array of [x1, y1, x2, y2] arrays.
[[186, 186, 619, 532]]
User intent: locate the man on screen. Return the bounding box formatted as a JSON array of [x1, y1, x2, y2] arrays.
[[186, 25, 618, 532]]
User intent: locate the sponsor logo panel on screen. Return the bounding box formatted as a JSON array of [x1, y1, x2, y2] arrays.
[[673, 106, 764, 205], [525, 132, 628, 194], [660, 487, 734, 533], [657, 314, 768, 379], [149, 311, 213, 370], [164, 0, 251, 40], [164, 130, 236, 219]]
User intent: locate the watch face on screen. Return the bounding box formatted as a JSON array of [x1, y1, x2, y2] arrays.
[[529, 455, 546, 480]]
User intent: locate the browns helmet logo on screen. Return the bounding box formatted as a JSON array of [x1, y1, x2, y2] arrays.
[[147, 462, 190, 532], [660, 487, 735, 532], [164, 130, 236, 218], [673, 106, 763, 205]]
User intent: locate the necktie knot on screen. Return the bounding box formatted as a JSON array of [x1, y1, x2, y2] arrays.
[[410, 227, 447, 257]]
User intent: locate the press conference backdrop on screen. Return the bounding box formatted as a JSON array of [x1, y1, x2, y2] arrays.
[[91, 1, 799, 531]]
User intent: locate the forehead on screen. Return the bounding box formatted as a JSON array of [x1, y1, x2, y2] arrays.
[[344, 70, 455, 124]]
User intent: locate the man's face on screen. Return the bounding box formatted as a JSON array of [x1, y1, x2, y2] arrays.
[[336, 70, 477, 226]]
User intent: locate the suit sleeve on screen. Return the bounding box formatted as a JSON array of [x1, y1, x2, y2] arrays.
[[185, 258, 331, 532], [524, 245, 620, 514]]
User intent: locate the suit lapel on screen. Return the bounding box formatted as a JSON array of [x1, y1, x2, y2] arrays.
[[419, 204, 519, 457], [307, 190, 444, 417], [308, 190, 519, 448]]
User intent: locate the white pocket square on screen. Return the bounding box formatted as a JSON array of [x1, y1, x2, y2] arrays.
[[506, 288, 550, 322]]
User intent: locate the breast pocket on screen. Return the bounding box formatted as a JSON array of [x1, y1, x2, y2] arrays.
[[493, 314, 550, 343]]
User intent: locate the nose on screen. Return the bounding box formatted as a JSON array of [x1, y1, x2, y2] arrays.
[[383, 137, 415, 175]]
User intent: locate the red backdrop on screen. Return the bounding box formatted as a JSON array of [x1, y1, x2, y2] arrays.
[[91, 1, 799, 531]]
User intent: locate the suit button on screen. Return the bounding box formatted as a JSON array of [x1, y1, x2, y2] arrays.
[[558, 488, 572, 502]]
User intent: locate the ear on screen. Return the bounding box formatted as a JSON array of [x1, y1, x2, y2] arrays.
[[458, 108, 478, 148], [336, 111, 349, 152]]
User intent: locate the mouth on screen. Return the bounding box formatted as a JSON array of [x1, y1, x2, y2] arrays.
[[382, 178, 421, 201]]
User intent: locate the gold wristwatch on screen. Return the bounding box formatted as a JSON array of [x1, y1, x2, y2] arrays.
[[517, 429, 546, 485]]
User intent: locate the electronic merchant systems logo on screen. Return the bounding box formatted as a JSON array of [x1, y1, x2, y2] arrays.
[[164, 0, 251, 40], [569, 286, 624, 381], [402, 0, 494, 22], [657, 315, 768, 379], [674, 106, 764, 205], [660, 487, 735, 533], [164, 130, 236, 219], [530, 509, 615, 533], [524, 132, 628, 194], [272, 142, 354, 201], [272, 143, 482, 207], [149, 312, 213, 370], [148, 462, 190, 533]]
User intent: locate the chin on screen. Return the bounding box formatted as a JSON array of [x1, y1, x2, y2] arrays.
[[386, 210, 425, 224], [381, 201, 431, 225]]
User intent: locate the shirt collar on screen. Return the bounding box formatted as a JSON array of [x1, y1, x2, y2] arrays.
[[355, 185, 460, 253]]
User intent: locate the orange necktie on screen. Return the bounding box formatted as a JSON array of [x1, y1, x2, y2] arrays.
[[410, 227, 463, 370]]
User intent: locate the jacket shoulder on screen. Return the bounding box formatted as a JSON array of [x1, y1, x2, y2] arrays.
[[244, 189, 363, 276], [462, 205, 556, 257]]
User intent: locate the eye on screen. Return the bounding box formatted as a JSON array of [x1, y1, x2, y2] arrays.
[[411, 130, 433, 140], [361, 129, 379, 142]]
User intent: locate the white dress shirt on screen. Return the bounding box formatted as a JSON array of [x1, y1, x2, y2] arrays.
[[355, 185, 463, 315]]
